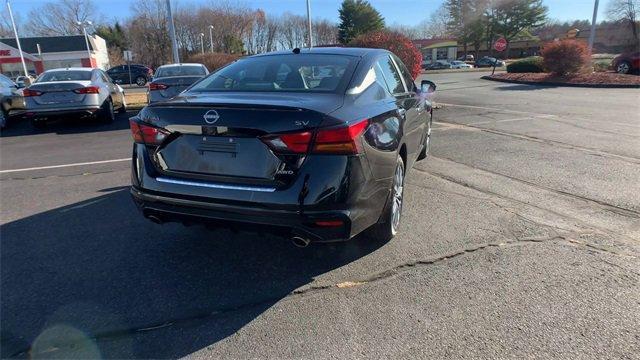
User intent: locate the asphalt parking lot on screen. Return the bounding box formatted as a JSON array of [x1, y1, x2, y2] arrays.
[[1, 71, 639, 358]]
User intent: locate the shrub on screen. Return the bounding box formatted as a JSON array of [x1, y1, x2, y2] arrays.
[[593, 60, 611, 72], [541, 40, 591, 76], [506, 57, 544, 73], [186, 52, 241, 73], [349, 30, 423, 79]]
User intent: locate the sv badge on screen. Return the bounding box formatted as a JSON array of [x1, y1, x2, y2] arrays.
[[294, 120, 310, 126]]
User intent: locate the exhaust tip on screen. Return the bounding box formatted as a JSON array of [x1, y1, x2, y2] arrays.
[[291, 236, 311, 248]]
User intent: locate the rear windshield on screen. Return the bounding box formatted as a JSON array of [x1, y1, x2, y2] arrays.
[[37, 71, 92, 82], [189, 54, 356, 93], [155, 66, 207, 78]]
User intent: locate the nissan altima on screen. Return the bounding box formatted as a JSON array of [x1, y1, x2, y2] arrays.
[[130, 47, 435, 246], [23, 67, 126, 127]]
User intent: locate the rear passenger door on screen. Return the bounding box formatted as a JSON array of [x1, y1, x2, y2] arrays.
[[376, 55, 422, 166]]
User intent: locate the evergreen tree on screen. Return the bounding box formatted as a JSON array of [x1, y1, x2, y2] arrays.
[[338, 0, 385, 44]]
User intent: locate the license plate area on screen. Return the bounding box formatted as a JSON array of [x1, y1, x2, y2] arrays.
[[156, 134, 281, 179]]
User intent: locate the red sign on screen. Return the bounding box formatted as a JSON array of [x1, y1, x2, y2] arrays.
[[493, 38, 507, 52]]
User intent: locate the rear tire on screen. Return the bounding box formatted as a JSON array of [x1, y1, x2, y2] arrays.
[[118, 100, 127, 114], [417, 115, 432, 161], [0, 109, 6, 129], [616, 61, 631, 74], [367, 156, 405, 242], [98, 98, 115, 123], [135, 76, 147, 86], [30, 118, 45, 129]]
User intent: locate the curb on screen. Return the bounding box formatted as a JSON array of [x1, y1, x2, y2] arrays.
[[481, 75, 640, 89], [421, 68, 506, 75]]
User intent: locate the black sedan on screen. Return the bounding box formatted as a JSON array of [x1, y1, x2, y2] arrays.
[[475, 57, 506, 68], [129, 47, 435, 246]]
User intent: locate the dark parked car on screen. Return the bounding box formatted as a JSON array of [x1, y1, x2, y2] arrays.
[[423, 61, 451, 70], [147, 63, 209, 104], [612, 52, 640, 74], [106, 64, 153, 86], [475, 57, 506, 68], [130, 47, 436, 246]]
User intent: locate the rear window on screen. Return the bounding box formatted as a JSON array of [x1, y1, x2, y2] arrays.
[[189, 54, 356, 93], [155, 66, 207, 78], [37, 71, 92, 82]]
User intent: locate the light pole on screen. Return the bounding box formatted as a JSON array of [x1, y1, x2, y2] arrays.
[[165, 0, 180, 63], [76, 20, 93, 67], [588, 0, 599, 53], [306, 0, 313, 48], [208, 25, 214, 53], [6, 0, 28, 77], [199, 33, 205, 55]]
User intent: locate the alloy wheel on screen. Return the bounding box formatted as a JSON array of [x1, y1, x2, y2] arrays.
[[390, 159, 405, 235], [617, 62, 630, 74]]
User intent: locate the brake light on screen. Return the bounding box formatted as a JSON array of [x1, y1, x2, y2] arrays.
[[313, 119, 369, 155], [129, 119, 170, 146], [261, 131, 312, 154], [22, 88, 43, 97], [149, 83, 168, 91], [73, 86, 100, 94]]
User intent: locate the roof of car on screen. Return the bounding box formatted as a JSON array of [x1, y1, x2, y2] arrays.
[[44, 67, 94, 72], [250, 47, 389, 58], [157, 63, 206, 68]]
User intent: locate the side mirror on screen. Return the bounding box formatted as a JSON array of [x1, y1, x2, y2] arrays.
[[420, 80, 436, 93]]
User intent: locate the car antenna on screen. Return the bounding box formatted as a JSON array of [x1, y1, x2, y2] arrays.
[[292, 48, 301, 54]]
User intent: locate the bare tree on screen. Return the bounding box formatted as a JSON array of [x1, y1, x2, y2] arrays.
[[277, 13, 308, 49], [24, 0, 98, 36], [313, 19, 339, 45], [388, 23, 421, 40], [607, 0, 639, 42], [416, 4, 452, 38], [125, 0, 171, 68]]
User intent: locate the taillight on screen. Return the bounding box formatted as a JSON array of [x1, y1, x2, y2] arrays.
[[73, 86, 100, 94], [260, 119, 369, 155], [129, 119, 170, 146], [149, 83, 168, 91], [22, 88, 43, 97], [313, 119, 369, 155]]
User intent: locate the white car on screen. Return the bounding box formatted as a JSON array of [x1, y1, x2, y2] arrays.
[[450, 61, 474, 69]]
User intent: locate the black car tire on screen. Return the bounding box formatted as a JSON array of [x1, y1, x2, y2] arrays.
[[135, 76, 147, 86], [118, 101, 127, 114], [0, 109, 6, 129], [616, 61, 631, 74], [98, 98, 115, 123], [417, 116, 432, 161], [367, 156, 405, 242]]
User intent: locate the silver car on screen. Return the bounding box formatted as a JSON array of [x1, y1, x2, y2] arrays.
[[0, 74, 24, 129], [147, 63, 208, 104], [24, 67, 126, 127]]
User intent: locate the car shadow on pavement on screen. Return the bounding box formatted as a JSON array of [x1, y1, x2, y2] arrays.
[[0, 189, 385, 359], [0, 111, 138, 138]]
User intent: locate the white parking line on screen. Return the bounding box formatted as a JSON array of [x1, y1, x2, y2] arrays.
[[438, 102, 556, 117], [0, 158, 130, 174], [469, 115, 555, 125]]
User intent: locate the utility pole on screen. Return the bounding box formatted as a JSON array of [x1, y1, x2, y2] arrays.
[[588, 0, 599, 52], [77, 20, 93, 67], [165, 0, 180, 63], [306, 0, 313, 48], [200, 33, 205, 54], [209, 25, 214, 52], [6, 0, 28, 77]]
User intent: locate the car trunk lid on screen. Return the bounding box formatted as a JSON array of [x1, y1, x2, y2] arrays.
[[27, 81, 93, 106], [150, 76, 203, 99], [145, 93, 344, 186]]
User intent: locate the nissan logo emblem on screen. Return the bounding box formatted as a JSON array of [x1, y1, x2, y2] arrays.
[[203, 109, 220, 124]]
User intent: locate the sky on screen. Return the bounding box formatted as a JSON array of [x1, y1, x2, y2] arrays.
[[8, 0, 607, 28]]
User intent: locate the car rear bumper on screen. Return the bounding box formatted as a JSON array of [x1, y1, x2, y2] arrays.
[[24, 106, 100, 119], [131, 186, 353, 242]]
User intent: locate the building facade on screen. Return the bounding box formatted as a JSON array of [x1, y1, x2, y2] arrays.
[[0, 35, 109, 79], [413, 38, 458, 64]]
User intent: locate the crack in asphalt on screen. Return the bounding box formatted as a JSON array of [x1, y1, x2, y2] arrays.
[[6, 233, 604, 358], [421, 156, 640, 220], [435, 120, 640, 165]]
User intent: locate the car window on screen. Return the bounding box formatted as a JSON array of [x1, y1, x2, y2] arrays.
[[376, 56, 405, 95], [392, 55, 415, 92], [190, 54, 356, 93], [155, 65, 207, 78], [36, 71, 92, 82], [0, 75, 15, 88]]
